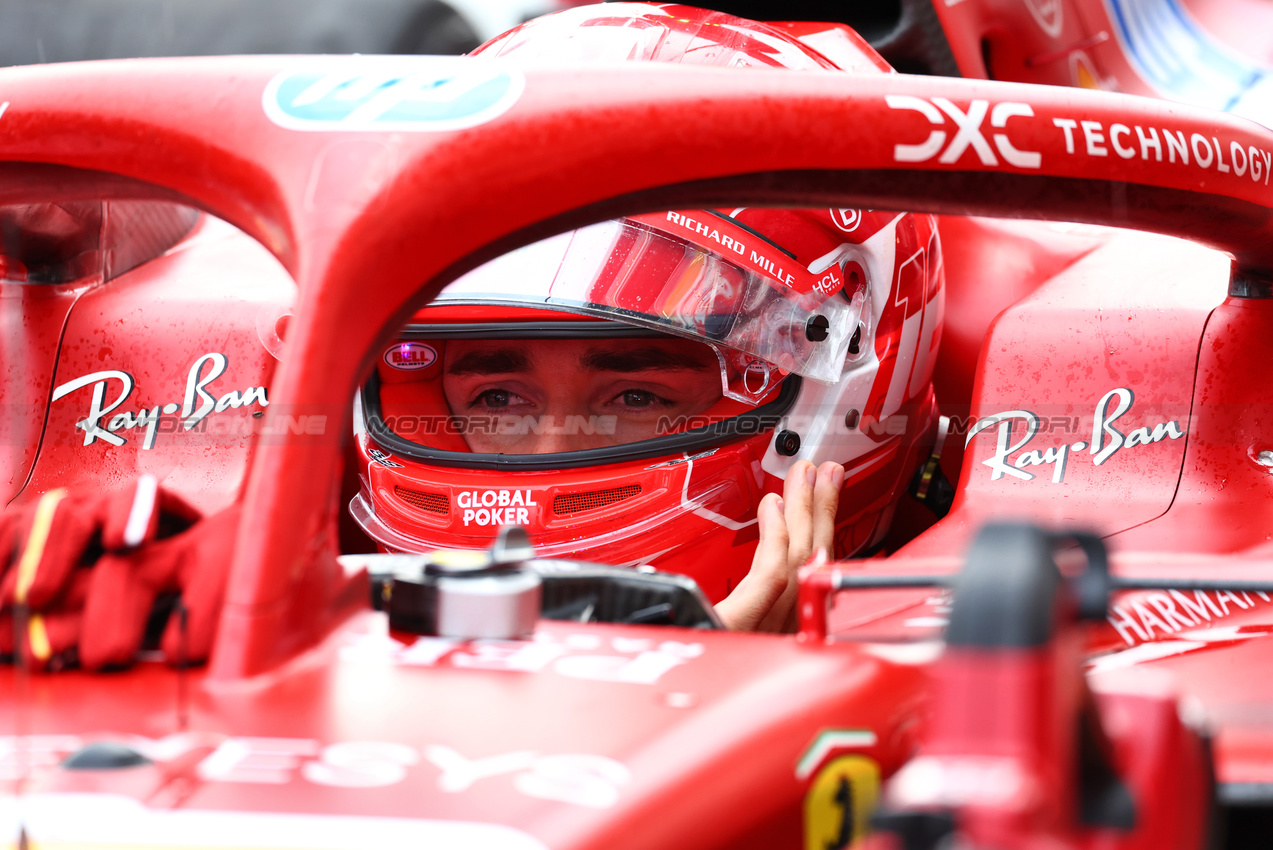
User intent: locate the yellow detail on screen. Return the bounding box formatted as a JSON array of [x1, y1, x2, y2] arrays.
[[14, 489, 68, 604], [28, 614, 51, 662], [803, 755, 880, 850], [1075, 60, 1100, 90], [429, 549, 490, 569]]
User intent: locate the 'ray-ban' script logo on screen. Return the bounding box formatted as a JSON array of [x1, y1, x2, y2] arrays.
[[965, 387, 1184, 484], [52, 353, 268, 450]]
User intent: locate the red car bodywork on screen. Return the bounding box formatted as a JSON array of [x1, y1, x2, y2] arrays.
[[1, 16, 1272, 850], [930, 0, 1273, 123]]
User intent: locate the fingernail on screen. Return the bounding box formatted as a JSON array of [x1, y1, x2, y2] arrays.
[[774, 497, 785, 515], [832, 464, 845, 488], [805, 465, 817, 487]]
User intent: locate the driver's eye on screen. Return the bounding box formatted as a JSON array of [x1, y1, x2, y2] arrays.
[[622, 390, 658, 407], [476, 389, 512, 408]]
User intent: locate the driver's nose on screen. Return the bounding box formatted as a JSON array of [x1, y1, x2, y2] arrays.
[[527, 401, 609, 454], [528, 413, 586, 454], [530, 430, 576, 454]]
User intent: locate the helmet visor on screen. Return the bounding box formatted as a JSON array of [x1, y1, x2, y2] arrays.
[[435, 213, 864, 383], [368, 324, 797, 464]]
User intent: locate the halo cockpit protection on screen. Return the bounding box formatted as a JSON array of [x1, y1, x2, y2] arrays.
[[351, 4, 945, 602]]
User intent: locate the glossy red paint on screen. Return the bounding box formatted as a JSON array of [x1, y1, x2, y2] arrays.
[[0, 280, 84, 506], [1115, 296, 1273, 553], [948, 229, 1226, 539], [19, 217, 294, 514], [932, 0, 1273, 123], [3, 618, 927, 850], [1, 201, 207, 507], [882, 649, 1212, 849]]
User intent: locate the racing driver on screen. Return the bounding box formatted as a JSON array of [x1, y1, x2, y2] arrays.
[[351, 4, 945, 634]]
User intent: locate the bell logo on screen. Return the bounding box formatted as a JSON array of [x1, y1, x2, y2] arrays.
[[885, 96, 1042, 169], [384, 342, 438, 371]]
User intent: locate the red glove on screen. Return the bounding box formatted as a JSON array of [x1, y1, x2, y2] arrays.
[[0, 476, 238, 671]]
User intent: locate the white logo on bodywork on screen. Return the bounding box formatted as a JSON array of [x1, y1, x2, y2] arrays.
[[887, 96, 1042, 169], [965, 387, 1185, 484], [52, 353, 268, 450]]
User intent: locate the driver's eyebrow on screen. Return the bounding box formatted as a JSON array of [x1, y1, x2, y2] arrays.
[[447, 348, 532, 375], [581, 346, 714, 373]]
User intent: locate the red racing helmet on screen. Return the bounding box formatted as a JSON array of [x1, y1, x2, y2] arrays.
[[350, 4, 945, 603]]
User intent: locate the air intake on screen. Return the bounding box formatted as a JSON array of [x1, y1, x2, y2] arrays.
[[553, 484, 641, 516], [394, 486, 450, 515]]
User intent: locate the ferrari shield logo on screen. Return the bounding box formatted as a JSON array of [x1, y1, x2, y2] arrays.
[[264, 60, 524, 132], [803, 755, 880, 850]]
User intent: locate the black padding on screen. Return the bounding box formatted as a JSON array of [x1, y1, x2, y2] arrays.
[[62, 741, 152, 770], [871, 809, 957, 850], [621, 602, 675, 625], [370, 558, 721, 631], [539, 566, 720, 629], [908, 455, 955, 519], [945, 523, 1062, 648], [1230, 270, 1273, 299], [1078, 700, 1137, 829], [1065, 531, 1112, 621]]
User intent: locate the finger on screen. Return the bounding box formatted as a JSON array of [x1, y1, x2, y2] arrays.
[[771, 547, 831, 634], [101, 475, 161, 551], [781, 460, 818, 568], [715, 494, 788, 631], [100, 476, 200, 550], [811, 462, 845, 559], [755, 463, 841, 635], [755, 562, 801, 633], [0, 605, 83, 670], [79, 552, 161, 670], [26, 608, 83, 671], [3, 490, 96, 609]]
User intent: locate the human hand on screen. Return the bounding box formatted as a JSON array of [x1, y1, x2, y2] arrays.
[[714, 459, 844, 632]]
